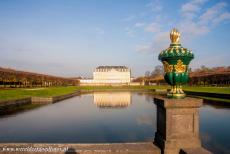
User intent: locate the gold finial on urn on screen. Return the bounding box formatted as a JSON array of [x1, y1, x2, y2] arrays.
[[170, 28, 180, 44]]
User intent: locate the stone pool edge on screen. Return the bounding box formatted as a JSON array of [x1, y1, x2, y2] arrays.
[[0, 142, 212, 154], [0, 142, 160, 154], [0, 89, 152, 109], [0, 91, 82, 113]]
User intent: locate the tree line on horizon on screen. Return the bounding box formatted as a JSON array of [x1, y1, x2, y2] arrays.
[[134, 65, 230, 86], [0, 67, 79, 88], [0, 65, 229, 88]]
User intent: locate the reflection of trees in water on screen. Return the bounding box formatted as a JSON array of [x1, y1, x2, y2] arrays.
[[145, 94, 154, 103], [135, 92, 155, 103], [203, 100, 230, 109]]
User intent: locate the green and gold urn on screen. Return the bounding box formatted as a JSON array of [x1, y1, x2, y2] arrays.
[[158, 28, 194, 98]]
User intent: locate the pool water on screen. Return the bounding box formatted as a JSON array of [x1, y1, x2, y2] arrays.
[[0, 91, 229, 154]]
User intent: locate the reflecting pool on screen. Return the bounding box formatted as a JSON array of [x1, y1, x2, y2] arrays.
[[200, 103, 230, 154], [0, 91, 229, 154]]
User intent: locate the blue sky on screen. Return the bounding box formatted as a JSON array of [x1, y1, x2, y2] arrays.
[[0, 0, 230, 77]]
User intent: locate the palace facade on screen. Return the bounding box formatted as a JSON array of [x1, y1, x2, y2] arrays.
[[80, 66, 131, 85]]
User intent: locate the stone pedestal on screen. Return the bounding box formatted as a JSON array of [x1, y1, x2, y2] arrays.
[[154, 96, 202, 154]]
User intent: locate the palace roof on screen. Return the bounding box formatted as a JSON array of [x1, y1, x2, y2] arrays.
[[96, 66, 128, 69]]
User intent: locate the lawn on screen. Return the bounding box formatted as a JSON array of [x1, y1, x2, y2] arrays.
[[0, 85, 229, 102], [183, 86, 230, 94], [0, 85, 168, 101], [0, 86, 79, 101]]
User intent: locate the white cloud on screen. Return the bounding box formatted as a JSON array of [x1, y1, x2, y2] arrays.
[[178, 1, 230, 38], [144, 22, 161, 33], [181, 0, 207, 13], [199, 2, 228, 24], [125, 23, 146, 37], [134, 22, 145, 28], [123, 15, 136, 22], [152, 31, 169, 53], [181, 0, 208, 19], [135, 44, 153, 53], [146, 0, 162, 12], [125, 27, 135, 37], [178, 20, 209, 37], [128, 0, 230, 58], [213, 12, 230, 25], [154, 31, 169, 44], [135, 30, 169, 54]]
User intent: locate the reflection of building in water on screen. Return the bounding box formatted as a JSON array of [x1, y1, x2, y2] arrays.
[[93, 92, 131, 108]]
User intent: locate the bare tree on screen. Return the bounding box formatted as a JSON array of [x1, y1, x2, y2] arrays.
[[145, 71, 151, 77], [151, 65, 164, 77]]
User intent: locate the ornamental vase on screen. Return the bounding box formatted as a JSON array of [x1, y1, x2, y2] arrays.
[[158, 29, 194, 98]]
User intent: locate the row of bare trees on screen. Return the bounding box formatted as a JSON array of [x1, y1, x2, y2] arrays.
[[0, 67, 79, 88], [141, 65, 230, 86], [189, 66, 230, 86]]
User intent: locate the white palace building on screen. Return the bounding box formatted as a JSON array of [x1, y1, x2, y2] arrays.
[[80, 66, 131, 85]]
